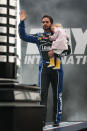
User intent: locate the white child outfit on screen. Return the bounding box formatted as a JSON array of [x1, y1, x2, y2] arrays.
[[49, 27, 68, 54]]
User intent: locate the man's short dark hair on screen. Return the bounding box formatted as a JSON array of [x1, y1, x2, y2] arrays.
[[42, 15, 53, 24]]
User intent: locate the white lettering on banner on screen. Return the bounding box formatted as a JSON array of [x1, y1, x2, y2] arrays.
[[24, 55, 40, 64], [61, 56, 67, 64], [23, 28, 87, 65], [63, 55, 87, 64], [36, 55, 40, 64], [72, 28, 87, 54], [75, 56, 83, 64], [82, 56, 87, 64], [66, 56, 74, 64], [23, 55, 87, 65], [24, 55, 87, 65], [24, 55, 35, 64]]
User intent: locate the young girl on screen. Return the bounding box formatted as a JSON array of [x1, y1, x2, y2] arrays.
[[48, 24, 69, 69]]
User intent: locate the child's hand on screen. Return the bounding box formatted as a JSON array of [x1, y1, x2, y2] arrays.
[[48, 50, 54, 58], [49, 36, 52, 41]]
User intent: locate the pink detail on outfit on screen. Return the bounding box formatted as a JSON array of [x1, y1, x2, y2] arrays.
[[49, 27, 68, 50]]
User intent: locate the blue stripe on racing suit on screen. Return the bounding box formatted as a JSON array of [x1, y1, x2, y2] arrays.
[[57, 63, 63, 123]]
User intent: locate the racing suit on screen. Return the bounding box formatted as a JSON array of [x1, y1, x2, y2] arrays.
[[19, 21, 63, 123]]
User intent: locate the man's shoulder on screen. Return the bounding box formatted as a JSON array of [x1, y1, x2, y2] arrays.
[[35, 32, 44, 37]]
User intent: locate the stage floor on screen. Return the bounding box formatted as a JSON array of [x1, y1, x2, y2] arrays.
[[43, 122, 87, 131]]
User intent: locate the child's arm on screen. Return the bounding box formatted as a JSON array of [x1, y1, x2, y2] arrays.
[[49, 31, 59, 41]]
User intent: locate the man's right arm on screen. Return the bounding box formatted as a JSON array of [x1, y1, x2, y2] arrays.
[[18, 10, 38, 43], [19, 21, 38, 43]]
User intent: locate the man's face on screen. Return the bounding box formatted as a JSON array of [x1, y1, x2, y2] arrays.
[[42, 17, 52, 31]]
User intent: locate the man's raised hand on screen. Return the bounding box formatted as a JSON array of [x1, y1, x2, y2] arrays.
[[20, 10, 27, 21]]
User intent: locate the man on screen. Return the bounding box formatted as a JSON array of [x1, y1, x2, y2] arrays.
[[19, 10, 63, 127]]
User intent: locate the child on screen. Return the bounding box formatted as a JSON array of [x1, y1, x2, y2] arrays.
[[48, 24, 69, 69]]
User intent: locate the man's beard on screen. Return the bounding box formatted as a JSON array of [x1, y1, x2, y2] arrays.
[[43, 26, 51, 31]]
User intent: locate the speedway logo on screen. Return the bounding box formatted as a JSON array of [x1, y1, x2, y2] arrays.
[[23, 28, 87, 65], [24, 54, 87, 65]]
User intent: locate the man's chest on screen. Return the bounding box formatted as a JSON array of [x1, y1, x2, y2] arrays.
[[38, 33, 52, 52]]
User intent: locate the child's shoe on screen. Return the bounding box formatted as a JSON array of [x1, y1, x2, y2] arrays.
[[53, 59, 60, 69], [48, 57, 55, 67]]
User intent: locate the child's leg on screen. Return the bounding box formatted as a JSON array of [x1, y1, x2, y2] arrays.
[[48, 50, 62, 68], [53, 54, 61, 69], [48, 56, 55, 67]]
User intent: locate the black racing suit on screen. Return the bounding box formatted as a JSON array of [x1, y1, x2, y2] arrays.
[[19, 21, 63, 123]]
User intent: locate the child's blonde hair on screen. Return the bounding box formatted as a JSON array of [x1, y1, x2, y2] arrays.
[[51, 23, 63, 28]]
